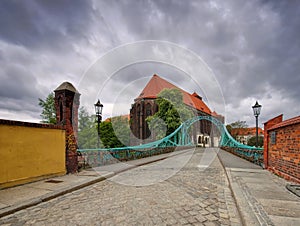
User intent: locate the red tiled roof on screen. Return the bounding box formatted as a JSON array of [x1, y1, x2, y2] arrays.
[[211, 111, 220, 117], [105, 114, 130, 122], [137, 74, 212, 115], [268, 115, 300, 130], [231, 127, 264, 136]]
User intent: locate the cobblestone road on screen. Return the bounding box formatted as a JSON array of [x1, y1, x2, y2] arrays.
[[0, 149, 242, 225]]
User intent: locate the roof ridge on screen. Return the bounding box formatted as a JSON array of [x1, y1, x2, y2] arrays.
[[136, 74, 212, 115]]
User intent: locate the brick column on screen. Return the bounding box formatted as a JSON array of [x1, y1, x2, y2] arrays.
[[263, 114, 283, 169], [54, 82, 80, 173]]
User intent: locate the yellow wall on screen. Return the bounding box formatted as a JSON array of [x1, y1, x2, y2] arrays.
[[0, 124, 66, 188]]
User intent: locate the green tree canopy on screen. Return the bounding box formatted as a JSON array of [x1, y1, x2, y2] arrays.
[[38, 92, 56, 124], [247, 136, 263, 147], [146, 88, 194, 139], [38, 94, 130, 149], [228, 120, 248, 128], [78, 108, 130, 149], [100, 116, 130, 148], [109, 116, 131, 147], [226, 120, 248, 138], [78, 106, 97, 149]]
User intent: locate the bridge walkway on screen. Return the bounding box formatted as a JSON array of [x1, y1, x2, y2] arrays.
[[217, 148, 300, 226], [0, 148, 299, 225]]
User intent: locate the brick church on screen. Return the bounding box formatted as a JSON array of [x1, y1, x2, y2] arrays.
[[129, 74, 224, 146]]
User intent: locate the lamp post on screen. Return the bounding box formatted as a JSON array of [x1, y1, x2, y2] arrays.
[[252, 101, 262, 147], [94, 99, 103, 148]]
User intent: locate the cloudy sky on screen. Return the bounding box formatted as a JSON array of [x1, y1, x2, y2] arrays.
[[0, 0, 299, 127]]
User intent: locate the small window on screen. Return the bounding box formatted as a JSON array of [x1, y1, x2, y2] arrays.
[[270, 131, 276, 144]]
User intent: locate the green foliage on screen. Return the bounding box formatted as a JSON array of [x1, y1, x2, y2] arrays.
[[100, 116, 130, 148], [247, 136, 263, 147], [78, 107, 97, 149], [37, 95, 130, 149], [78, 107, 130, 149], [226, 120, 248, 138], [38, 92, 56, 124], [226, 124, 232, 135], [228, 120, 248, 128], [146, 88, 194, 139], [110, 116, 131, 147]]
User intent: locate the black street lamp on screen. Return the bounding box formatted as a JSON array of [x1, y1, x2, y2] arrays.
[[94, 99, 103, 148], [252, 101, 262, 147]]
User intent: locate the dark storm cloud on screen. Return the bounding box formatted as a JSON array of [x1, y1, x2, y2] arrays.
[[97, 0, 300, 123], [0, 0, 299, 124], [0, 64, 40, 100], [0, 0, 93, 51]]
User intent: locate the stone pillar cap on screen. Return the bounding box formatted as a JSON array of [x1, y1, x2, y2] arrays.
[[54, 82, 80, 94]]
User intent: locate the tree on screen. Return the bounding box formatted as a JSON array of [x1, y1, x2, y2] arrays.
[[146, 88, 194, 139], [38, 93, 130, 149], [100, 116, 130, 148], [226, 124, 233, 135], [99, 121, 121, 148], [226, 120, 248, 139], [78, 107, 97, 149], [229, 120, 248, 129], [247, 136, 263, 147], [38, 92, 56, 124], [77, 107, 131, 149], [109, 116, 131, 147]]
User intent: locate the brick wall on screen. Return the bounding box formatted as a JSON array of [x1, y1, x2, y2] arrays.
[[264, 115, 300, 184]]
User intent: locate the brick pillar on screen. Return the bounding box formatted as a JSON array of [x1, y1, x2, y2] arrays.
[[263, 114, 283, 169], [54, 82, 80, 173]]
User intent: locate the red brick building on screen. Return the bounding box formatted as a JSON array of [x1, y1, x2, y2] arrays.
[[264, 114, 300, 184], [129, 74, 224, 146]]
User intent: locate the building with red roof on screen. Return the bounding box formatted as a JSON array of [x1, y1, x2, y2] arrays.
[[105, 114, 130, 123], [130, 74, 224, 145], [231, 127, 264, 145]]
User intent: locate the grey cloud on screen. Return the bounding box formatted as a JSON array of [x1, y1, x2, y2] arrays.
[[0, 63, 41, 100], [0, 0, 94, 51], [0, 0, 299, 125]]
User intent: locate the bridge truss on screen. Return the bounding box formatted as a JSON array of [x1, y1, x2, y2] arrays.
[[77, 116, 263, 167]]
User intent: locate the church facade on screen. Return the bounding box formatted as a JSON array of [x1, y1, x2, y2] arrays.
[[129, 74, 224, 146]]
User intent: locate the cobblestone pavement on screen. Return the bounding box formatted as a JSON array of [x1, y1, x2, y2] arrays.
[[0, 149, 241, 225]]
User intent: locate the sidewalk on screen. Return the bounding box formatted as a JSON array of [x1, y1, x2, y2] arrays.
[[217, 149, 300, 226], [1, 148, 299, 225], [0, 149, 188, 218]]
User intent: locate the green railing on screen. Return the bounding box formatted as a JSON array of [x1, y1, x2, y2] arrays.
[[77, 116, 263, 168]]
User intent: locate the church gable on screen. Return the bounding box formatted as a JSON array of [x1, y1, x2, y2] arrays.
[[136, 74, 211, 115], [129, 74, 221, 144]]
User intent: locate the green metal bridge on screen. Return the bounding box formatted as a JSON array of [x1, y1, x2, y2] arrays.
[[77, 116, 263, 167]]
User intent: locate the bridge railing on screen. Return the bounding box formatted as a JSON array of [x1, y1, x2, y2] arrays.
[[221, 146, 264, 166], [77, 146, 193, 169], [77, 116, 264, 168]]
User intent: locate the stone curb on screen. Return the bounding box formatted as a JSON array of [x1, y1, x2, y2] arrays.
[[216, 150, 275, 225], [216, 151, 245, 226], [0, 175, 110, 218], [0, 150, 186, 218]]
